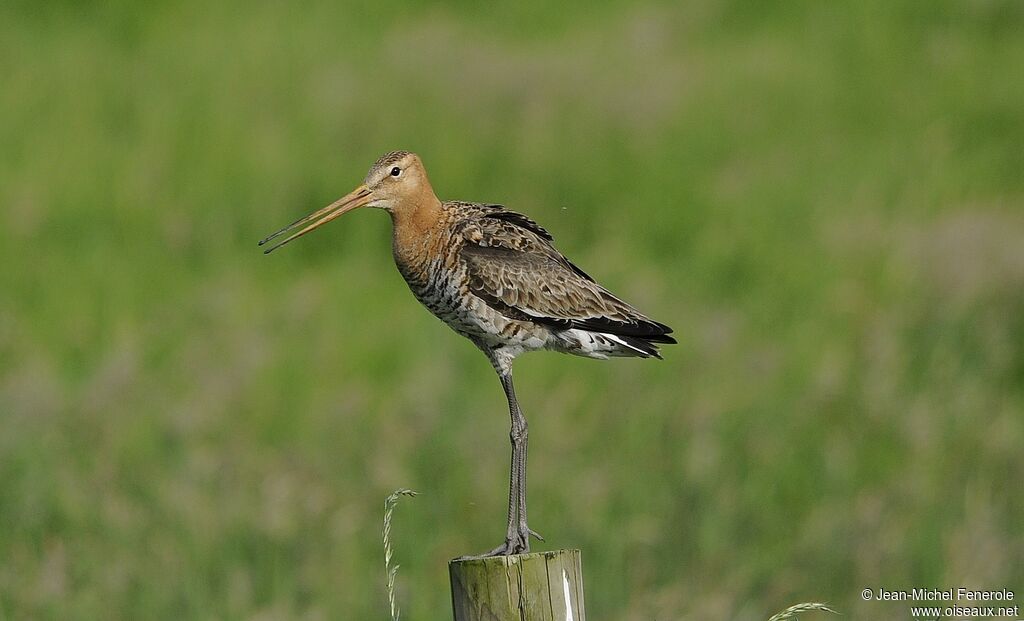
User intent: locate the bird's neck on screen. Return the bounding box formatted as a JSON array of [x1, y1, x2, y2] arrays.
[[389, 193, 445, 261]]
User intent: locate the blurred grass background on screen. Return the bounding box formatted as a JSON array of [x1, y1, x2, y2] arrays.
[[2, 1, 1023, 619]]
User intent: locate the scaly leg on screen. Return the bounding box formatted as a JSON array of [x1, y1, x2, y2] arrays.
[[505, 373, 543, 548], [457, 370, 542, 559]]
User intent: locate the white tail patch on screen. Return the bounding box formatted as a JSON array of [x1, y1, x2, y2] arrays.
[[604, 333, 649, 356]]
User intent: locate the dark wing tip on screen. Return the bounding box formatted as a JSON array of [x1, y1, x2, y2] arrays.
[[618, 335, 663, 357], [573, 317, 675, 341]]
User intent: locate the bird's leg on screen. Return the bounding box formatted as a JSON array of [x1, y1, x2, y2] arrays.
[[504, 372, 543, 549], [456, 370, 542, 560], [497, 402, 523, 552]]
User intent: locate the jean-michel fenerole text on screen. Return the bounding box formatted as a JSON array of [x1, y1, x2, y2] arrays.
[[875, 588, 1015, 602]]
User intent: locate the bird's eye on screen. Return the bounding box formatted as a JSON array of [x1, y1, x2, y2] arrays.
[[390, 166, 401, 177]]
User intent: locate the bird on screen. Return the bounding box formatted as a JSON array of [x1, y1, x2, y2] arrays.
[[260, 151, 675, 557]]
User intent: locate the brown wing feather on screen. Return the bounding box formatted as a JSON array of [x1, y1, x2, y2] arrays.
[[458, 210, 675, 342]]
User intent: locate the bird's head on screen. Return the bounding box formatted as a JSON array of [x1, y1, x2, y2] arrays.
[[260, 150, 435, 254]]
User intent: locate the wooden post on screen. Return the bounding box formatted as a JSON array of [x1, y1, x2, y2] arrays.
[[449, 549, 586, 621]]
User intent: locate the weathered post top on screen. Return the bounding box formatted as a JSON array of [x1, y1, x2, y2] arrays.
[[449, 549, 586, 621]]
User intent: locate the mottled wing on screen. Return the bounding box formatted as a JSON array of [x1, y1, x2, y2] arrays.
[[458, 209, 675, 342]]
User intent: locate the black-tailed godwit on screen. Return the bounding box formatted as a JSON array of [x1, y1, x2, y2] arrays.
[[261, 151, 675, 557]]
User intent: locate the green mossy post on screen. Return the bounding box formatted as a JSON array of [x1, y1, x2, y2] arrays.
[[449, 549, 586, 621]]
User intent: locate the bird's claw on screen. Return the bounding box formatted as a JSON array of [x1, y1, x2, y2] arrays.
[[455, 524, 543, 560], [454, 542, 519, 561]]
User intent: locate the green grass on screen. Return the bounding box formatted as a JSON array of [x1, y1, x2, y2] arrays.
[[2, 1, 1022, 619]]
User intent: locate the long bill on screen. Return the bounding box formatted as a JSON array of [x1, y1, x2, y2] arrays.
[[259, 184, 373, 254]]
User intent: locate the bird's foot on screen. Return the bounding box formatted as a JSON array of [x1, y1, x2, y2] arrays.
[[455, 525, 544, 560], [521, 524, 544, 543], [454, 540, 523, 561]]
